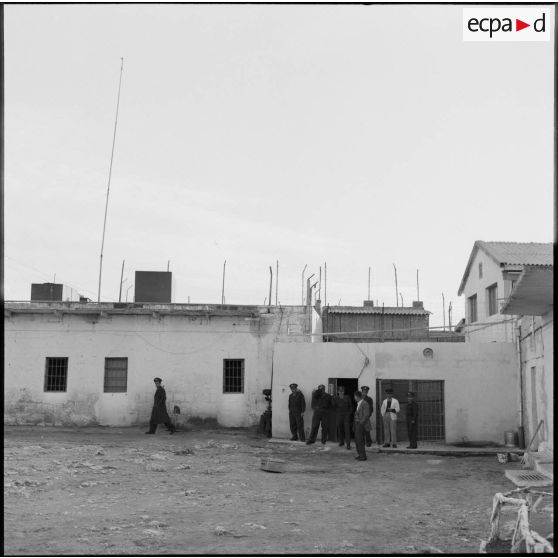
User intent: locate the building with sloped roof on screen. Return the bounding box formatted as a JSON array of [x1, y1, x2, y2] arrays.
[[457, 241, 553, 342], [321, 300, 464, 342]]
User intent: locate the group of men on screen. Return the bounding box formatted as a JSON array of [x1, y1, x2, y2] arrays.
[[288, 383, 419, 461], [145, 377, 419, 457]]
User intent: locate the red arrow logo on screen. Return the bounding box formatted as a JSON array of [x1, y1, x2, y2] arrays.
[[516, 19, 530, 31]]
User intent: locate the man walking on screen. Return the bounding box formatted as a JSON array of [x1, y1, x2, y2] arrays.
[[145, 377, 175, 434], [406, 391, 419, 449], [353, 390, 370, 461], [380, 388, 400, 448], [306, 384, 332, 445], [360, 386, 374, 447], [333, 385, 352, 450], [288, 383, 306, 442]]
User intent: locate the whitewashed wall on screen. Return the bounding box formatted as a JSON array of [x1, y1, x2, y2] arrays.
[[272, 341, 518, 444], [4, 306, 309, 427]]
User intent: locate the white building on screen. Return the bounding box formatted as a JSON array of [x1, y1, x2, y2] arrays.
[[4, 302, 314, 428], [457, 241, 553, 343]]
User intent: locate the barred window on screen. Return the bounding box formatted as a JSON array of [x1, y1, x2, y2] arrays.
[[44, 357, 68, 392], [104, 358, 128, 393], [223, 359, 244, 393]]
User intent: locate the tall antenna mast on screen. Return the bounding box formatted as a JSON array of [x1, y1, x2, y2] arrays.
[[97, 58, 125, 304]]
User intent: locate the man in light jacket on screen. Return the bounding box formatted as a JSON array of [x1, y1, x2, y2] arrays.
[[380, 388, 400, 448], [353, 390, 370, 461]]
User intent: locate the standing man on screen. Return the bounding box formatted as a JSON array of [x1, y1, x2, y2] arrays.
[[353, 390, 370, 461], [306, 384, 332, 445], [380, 388, 400, 448], [406, 391, 419, 449], [288, 383, 306, 442], [333, 385, 352, 450], [145, 377, 175, 434], [360, 386, 374, 447]]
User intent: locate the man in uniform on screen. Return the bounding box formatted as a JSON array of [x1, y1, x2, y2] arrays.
[[353, 390, 370, 461], [380, 388, 400, 447], [288, 383, 306, 442], [406, 391, 419, 449], [145, 377, 175, 434], [306, 384, 332, 445], [333, 385, 352, 450], [360, 386, 374, 447]]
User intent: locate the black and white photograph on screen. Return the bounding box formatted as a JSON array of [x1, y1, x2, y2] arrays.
[[3, 2, 554, 555]]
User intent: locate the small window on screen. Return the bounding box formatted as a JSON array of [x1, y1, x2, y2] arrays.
[[104, 358, 128, 393], [44, 357, 68, 391], [486, 283, 498, 316], [478, 262, 483, 279], [468, 294, 478, 323], [223, 359, 244, 393]]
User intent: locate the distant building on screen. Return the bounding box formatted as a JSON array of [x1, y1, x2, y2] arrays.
[[457, 241, 553, 342], [321, 300, 464, 342]]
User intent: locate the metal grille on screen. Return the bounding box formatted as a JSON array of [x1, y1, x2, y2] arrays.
[[223, 359, 244, 393], [505, 470, 552, 487], [104, 358, 128, 393], [376, 379, 445, 443], [44, 357, 68, 392], [415, 380, 445, 441]]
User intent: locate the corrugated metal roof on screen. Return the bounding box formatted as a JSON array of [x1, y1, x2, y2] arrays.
[[458, 241, 553, 295], [479, 241, 553, 267], [326, 306, 430, 315]]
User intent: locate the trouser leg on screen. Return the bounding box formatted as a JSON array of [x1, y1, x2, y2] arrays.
[[408, 421, 417, 447], [148, 421, 157, 433], [364, 419, 372, 445], [342, 414, 351, 447], [308, 413, 320, 442], [382, 414, 391, 443], [296, 414, 305, 441], [355, 424, 366, 458], [289, 412, 298, 438], [319, 413, 329, 443], [390, 418, 397, 445], [336, 415, 344, 444]]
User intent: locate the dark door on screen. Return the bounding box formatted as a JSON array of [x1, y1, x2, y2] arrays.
[[376, 379, 445, 443]]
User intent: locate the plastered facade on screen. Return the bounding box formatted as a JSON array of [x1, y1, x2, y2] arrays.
[[460, 250, 517, 343], [272, 341, 518, 444], [4, 304, 311, 428], [518, 309, 553, 451]]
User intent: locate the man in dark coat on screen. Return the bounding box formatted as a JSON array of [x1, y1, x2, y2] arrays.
[[288, 383, 306, 442], [146, 377, 175, 434], [406, 391, 419, 449], [361, 386, 374, 447], [333, 385, 352, 450], [306, 384, 332, 445]]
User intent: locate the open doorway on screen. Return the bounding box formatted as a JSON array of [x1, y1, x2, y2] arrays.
[[327, 377, 359, 442]]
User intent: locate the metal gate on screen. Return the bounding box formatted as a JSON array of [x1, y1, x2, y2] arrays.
[[376, 379, 445, 442]]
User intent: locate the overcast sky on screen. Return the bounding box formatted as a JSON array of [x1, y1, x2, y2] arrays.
[[3, 4, 554, 326]]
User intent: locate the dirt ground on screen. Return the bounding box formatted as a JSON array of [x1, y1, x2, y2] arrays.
[[2, 425, 535, 555]]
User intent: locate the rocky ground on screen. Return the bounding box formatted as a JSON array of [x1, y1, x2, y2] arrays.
[[3, 425, 549, 555]]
